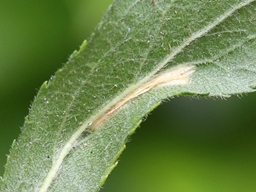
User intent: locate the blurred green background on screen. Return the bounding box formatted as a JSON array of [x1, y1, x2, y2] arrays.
[[1, 1, 256, 191]]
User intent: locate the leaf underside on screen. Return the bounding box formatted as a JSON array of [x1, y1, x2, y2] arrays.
[[1, 0, 256, 191]]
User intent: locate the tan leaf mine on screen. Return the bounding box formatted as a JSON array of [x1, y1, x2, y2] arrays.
[[39, 64, 196, 192], [90, 64, 196, 130]]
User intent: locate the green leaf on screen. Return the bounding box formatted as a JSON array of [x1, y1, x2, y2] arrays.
[[1, 0, 256, 191]]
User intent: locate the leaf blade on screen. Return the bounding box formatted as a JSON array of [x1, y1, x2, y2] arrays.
[[1, 0, 256, 191]]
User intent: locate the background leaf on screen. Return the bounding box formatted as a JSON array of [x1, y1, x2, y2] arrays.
[[1, 0, 256, 192]]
